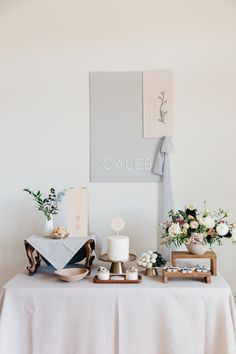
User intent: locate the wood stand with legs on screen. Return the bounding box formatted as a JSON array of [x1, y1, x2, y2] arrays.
[[171, 251, 217, 275], [162, 269, 211, 284], [24, 239, 95, 276]]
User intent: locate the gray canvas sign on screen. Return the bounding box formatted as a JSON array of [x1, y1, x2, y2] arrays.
[[90, 71, 171, 182]]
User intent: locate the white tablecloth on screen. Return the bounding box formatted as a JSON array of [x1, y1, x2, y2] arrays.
[[0, 268, 235, 354]]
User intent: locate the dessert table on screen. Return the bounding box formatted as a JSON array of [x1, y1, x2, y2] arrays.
[[0, 267, 235, 354]]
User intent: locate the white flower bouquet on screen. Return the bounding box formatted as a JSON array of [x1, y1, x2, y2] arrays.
[[161, 203, 234, 247], [137, 250, 167, 269]]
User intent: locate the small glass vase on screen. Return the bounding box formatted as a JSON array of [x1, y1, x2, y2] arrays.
[[186, 243, 209, 255], [44, 217, 54, 236]]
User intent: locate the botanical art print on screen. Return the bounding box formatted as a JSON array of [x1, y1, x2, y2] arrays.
[[158, 90, 168, 124], [143, 70, 173, 138]]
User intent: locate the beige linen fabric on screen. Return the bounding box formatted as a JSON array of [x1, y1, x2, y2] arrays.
[[0, 269, 235, 354]]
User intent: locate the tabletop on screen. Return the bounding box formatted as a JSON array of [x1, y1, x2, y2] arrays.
[[2, 266, 233, 291]]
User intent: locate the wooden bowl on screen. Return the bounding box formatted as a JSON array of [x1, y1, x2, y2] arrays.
[[54, 268, 89, 282]]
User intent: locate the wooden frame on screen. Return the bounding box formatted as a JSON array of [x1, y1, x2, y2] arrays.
[[24, 239, 95, 276]]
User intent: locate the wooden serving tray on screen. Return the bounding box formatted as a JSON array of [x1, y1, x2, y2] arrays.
[[93, 275, 142, 284], [163, 269, 211, 284]]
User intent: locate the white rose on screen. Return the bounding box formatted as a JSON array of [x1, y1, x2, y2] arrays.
[[147, 263, 152, 268], [148, 250, 153, 255], [190, 220, 199, 229], [216, 223, 229, 236], [168, 223, 181, 236], [203, 216, 215, 229], [142, 262, 147, 267], [137, 261, 142, 266]]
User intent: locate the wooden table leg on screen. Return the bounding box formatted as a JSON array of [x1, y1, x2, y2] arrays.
[[163, 272, 168, 283], [211, 256, 217, 276], [85, 239, 95, 275], [24, 241, 41, 276]]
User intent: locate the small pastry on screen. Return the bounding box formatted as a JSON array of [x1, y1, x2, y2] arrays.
[[50, 227, 69, 238], [97, 266, 110, 280], [126, 266, 138, 281]]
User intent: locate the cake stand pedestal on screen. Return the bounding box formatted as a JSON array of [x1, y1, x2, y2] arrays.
[[98, 254, 136, 274]]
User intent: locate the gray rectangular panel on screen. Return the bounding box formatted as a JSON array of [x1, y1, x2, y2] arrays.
[[90, 71, 160, 182]]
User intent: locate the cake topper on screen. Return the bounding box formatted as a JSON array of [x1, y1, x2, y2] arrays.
[[111, 217, 125, 236]]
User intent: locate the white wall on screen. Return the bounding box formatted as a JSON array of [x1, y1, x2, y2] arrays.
[[0, 0, 236, 289]]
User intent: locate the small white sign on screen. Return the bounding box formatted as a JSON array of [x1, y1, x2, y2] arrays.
[[111, 217, 125, 233]]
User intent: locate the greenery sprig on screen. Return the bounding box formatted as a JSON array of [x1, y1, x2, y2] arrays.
[[23, 187, 65, 221]]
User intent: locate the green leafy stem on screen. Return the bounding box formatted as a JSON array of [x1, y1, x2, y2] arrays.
[[23, 187, 65, 221]]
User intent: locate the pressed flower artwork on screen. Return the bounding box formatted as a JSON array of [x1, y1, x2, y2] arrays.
[[158, 91, 168, 124], [143, 70, 173, 138]]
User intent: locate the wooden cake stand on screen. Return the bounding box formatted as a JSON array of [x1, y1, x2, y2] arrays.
[[98, 253, 136, 274]]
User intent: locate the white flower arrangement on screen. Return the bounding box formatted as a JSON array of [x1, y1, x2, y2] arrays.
[[161, 202, 234, 247], [137, 250, 166, 269]]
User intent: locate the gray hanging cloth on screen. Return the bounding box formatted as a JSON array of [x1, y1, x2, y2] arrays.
[[152, 136, 174, 219]]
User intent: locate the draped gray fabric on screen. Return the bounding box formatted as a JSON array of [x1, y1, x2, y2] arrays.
[[152, 136, 174, 259], [152, 136, 174, 217]]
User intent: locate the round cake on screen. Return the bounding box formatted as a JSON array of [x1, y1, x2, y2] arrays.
[[107, 236, 129, 261]]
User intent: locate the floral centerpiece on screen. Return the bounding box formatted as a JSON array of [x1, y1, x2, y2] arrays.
[[161, 202, 233, 254]]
